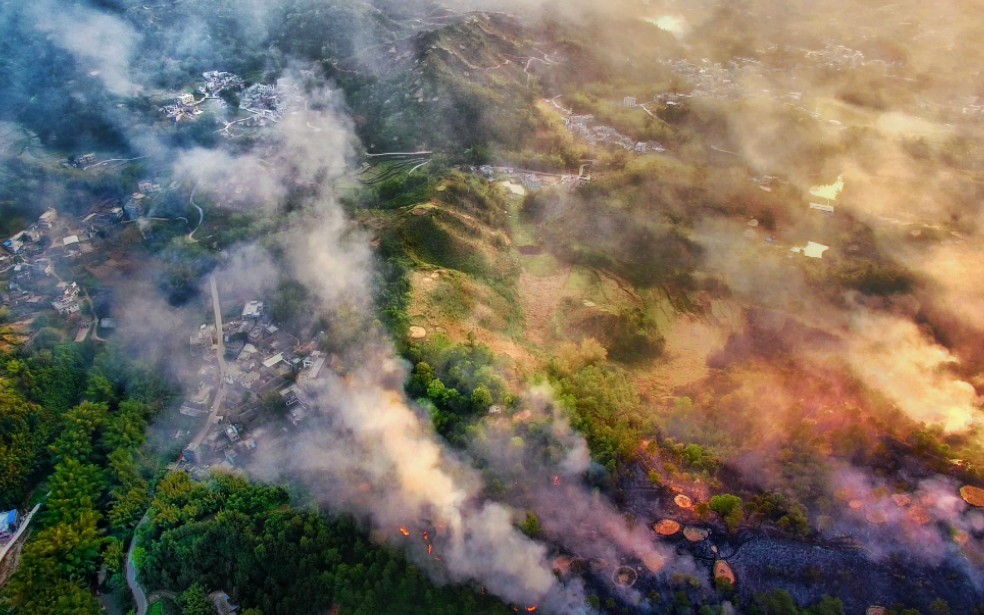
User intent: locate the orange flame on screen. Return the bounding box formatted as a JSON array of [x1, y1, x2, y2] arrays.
[[399, 527, 411, 537], [422, 531, 430, 542], [427, 544, 433, 555], [552, 475, 560, 487], [526, 607, 538, 613]]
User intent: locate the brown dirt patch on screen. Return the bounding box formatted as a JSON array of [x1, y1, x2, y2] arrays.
[[683, 526, 710, 542], [633, 305, 740, 400], [517, 267, 572, 345]]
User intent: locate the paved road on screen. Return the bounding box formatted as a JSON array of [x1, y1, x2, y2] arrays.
[[126, 513, 150, 615], [187, 183, 204, 241], [189, 275, 227, 453]]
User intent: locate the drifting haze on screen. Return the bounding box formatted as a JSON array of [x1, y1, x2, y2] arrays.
[[9, 0, 984, 610]]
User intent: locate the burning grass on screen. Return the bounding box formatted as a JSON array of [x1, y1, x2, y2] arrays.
[[653, 519, 682, 536], [674, 494, 694, 509]]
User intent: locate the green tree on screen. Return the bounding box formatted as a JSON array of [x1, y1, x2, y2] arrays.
[[709, 494, 745, 533], [520, 512, 541, 538], [178, 583, 213, 615]]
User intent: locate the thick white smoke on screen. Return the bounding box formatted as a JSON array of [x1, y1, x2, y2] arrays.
[[27, 0, 141, 96]]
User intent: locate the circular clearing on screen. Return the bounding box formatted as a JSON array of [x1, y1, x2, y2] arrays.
[[683, 526, 710, 542], [960, 485, 984, 507], [654, 519, 682, 536], [867, 607, 887, 615], [612, 566, 639, 588], [674, 494, 693, 509], [409, 326, 427, 339]]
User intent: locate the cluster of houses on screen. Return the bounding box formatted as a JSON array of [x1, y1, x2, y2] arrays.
[[564, 111, 664, 153], [916, 95, 984, 124], [656, 57, 760, 101], [163, 71, 247, 122], [70, 153, 97, 169], [239, 82, 291, 125], [803, 43, 868, 71], [0, 200, 129, 337], [3, 210, 79, 315], [202, 71, 244, 97], [122, 178, 166, 222], [178, 299, 332, 473], [161, 93, 205, 122]]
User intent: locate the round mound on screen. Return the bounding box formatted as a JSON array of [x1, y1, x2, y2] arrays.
[[674, 494, 693, 509], [612, 566, 638, 588], [960, 485, 984, 507], [683, 526, 710, 542], [867, 607, 887, 615], [713, 560, 736, 585], [654, 519, 682, 536], [409, 326, 427, 339]]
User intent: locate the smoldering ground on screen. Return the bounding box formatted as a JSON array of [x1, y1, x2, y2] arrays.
[[12, 0, 984, 610]]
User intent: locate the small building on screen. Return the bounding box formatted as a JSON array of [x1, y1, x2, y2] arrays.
[[242, 301, 264, 319], [178, 93, 196, 105], [99, 318, 117, 330], [38, 208, 58, 228], [225, 424, 240, 443], [62, 235, 80, 247], [123, 199, 144, 221], [3, 232, 27, 255], [623, 96, 637, 107], [262, 352, 284, 369], [179, 403, 208, 418], [790, 241, 830, 259], [52, 298, 81, 315], [1, 509, 18, 533], [209, 591, 240, 615], [809, 202, 835, 213]]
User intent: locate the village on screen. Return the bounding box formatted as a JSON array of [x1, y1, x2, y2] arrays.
[[0, 203, 124, 339], [161, 70, 303, 135], [173, 287, 330, 477]]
